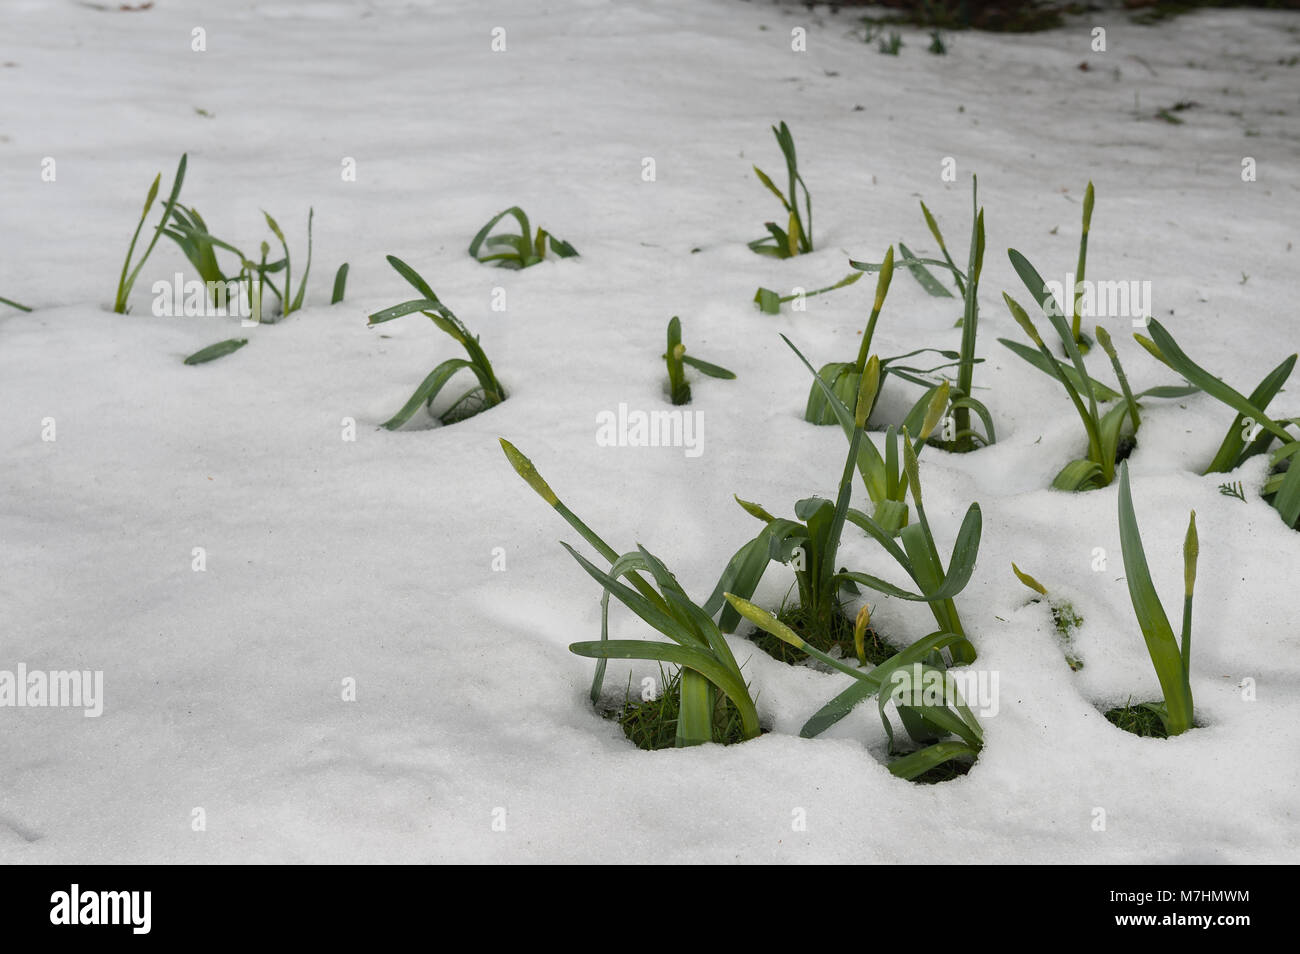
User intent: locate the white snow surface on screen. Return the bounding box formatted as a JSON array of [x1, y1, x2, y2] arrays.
[[1, 0, 1299, 863]]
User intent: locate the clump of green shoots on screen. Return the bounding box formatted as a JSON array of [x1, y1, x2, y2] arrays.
[[704, 362, 885, 651], [368, 256, 506, 429], [753, 271, 861, 315], [749, 122, 813, 258], [1108, 461, 1198, 737], [854, 177, 995, 451], [878, 31, 904, 55], [499, 440, 761, 748], [1000, 286, 1196, 490], [469, 207, 578, 269], [1011, 564, 1084, 671], [1134, 318, 1300, 530], [167, 208, 321, 323], [802, 247, 976, 434], [791, 340, 952, 534], [728, 595, 983, 782], [835, 425, 982, 667], [610, 665, 750, 750], [113, 154, 187, 313], [664, 316, 735, 406], [165, 205, 232, 304], [713, 358, 981, 677]]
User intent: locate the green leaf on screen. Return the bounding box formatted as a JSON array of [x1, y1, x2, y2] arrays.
[[0, 295, 33, 312], [368, 298, 442, 326], [704, 531, 775, 632], [183, 337, 247, 365], [1204, 353, 1296, 472], [1116, 462, 1193, 735], [998, 338, 1121, 402], [886, 741, 978, 780], [380, 358, 474, 430], [1052, 458, 1104, 491], [1145, 318, 1293, 443], [385, 255, 440, 302], [754, 287, 782, 314], [897, 240, 954, 297], [798, 631, 969, 737], [469, 207, 532, 262], [680, 355, 735, 379], [331, 263, 349, 304], [752, 165, 791, 211], [1011, 563, 1048, 596]]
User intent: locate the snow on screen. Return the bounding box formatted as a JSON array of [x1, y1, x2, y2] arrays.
[[1, 0, 1298, 862]]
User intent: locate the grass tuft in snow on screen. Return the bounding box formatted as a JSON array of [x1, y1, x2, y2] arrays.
[[835, 428, 982, 665], [0, 295, 32, 312], [468, 206, 577, 269], [663, 315, 735, 406], [500, 440, 760, 747], [1000, 292, 1195, 491], [852, 178, 994, 451], [715, 357, 979, 669], [748, 121, 813, 259], [709, 360, 885, 645], [791, 337, 951, 536], [369, 256, 506, 429], [606, 666, 751, 751], [113, 154, 187, 314], [1104, 700, 1169, 739], [166, 204, 330, 322], [805, 246, 974, 436]]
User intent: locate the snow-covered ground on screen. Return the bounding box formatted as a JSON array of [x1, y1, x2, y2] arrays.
[[2, 0, 1298, 863]]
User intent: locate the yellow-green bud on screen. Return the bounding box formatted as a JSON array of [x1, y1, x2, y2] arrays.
[[872, 246, 895, 314], [500, 438, 559, 507], [919, 380, 951, 442], [1003, 293, 1044, 347], [856, 355, 881, 429]]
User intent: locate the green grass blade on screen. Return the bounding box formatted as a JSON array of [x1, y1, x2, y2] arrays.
[[380, 358, 473, 429], [680, 356, 734, 378], [886, 741, 978, 780], [367, 298, 441, 325], [1117, 462, 1193, 735], [183, 337, 247, 365], [386, 255, 440, 301], [796, 631, 969, 737], [331, 263, 349, 304], [289, 208, 313, 313], [0, 295, 32, 312], [676, 668, 714, 747], [897, 240, 954, 297], [998, 338, 1121, 401], [1145, 318, 1293, 443], [1204, 353, 1296, 472]]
